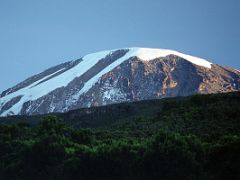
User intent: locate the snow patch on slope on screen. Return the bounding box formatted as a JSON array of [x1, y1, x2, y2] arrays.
[[71, 48, 139, 101], [133, 48, 212, 68], [0, 69, 65, 116], [102, 88, 127, 104], [102, 78, 127, 104], [0, 50, 111, 116]]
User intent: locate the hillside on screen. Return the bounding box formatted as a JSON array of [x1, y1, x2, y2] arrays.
[[1, 91, 240, 136], [0, 92, 239, 179]]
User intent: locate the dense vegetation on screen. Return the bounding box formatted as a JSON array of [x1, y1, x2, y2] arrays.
[[0, 92, 240, 180]]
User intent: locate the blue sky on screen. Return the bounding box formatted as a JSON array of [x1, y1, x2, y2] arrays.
[[0, 0, 240, 92]]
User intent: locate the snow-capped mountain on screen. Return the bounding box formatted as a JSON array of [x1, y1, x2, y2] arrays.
[[1, 47, 240, 116]]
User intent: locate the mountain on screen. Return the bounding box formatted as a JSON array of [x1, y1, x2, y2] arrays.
[[1, 47, 240, 116]]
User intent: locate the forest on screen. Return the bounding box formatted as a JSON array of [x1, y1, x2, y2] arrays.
[[0, 92, 239, 180]]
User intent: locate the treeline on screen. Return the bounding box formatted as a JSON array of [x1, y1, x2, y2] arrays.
[[0, 116, 239, 180]]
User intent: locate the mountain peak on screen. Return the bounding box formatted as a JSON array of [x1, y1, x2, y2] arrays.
[[84, 47, 212, 68], [128, 47, 212, 68], [0, 47, 238, 116]]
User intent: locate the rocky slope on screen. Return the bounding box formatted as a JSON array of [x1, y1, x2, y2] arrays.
[[1, 47, 240, 116]]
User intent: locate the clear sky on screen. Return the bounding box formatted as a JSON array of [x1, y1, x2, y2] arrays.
[[0, 0, 240, 92]]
